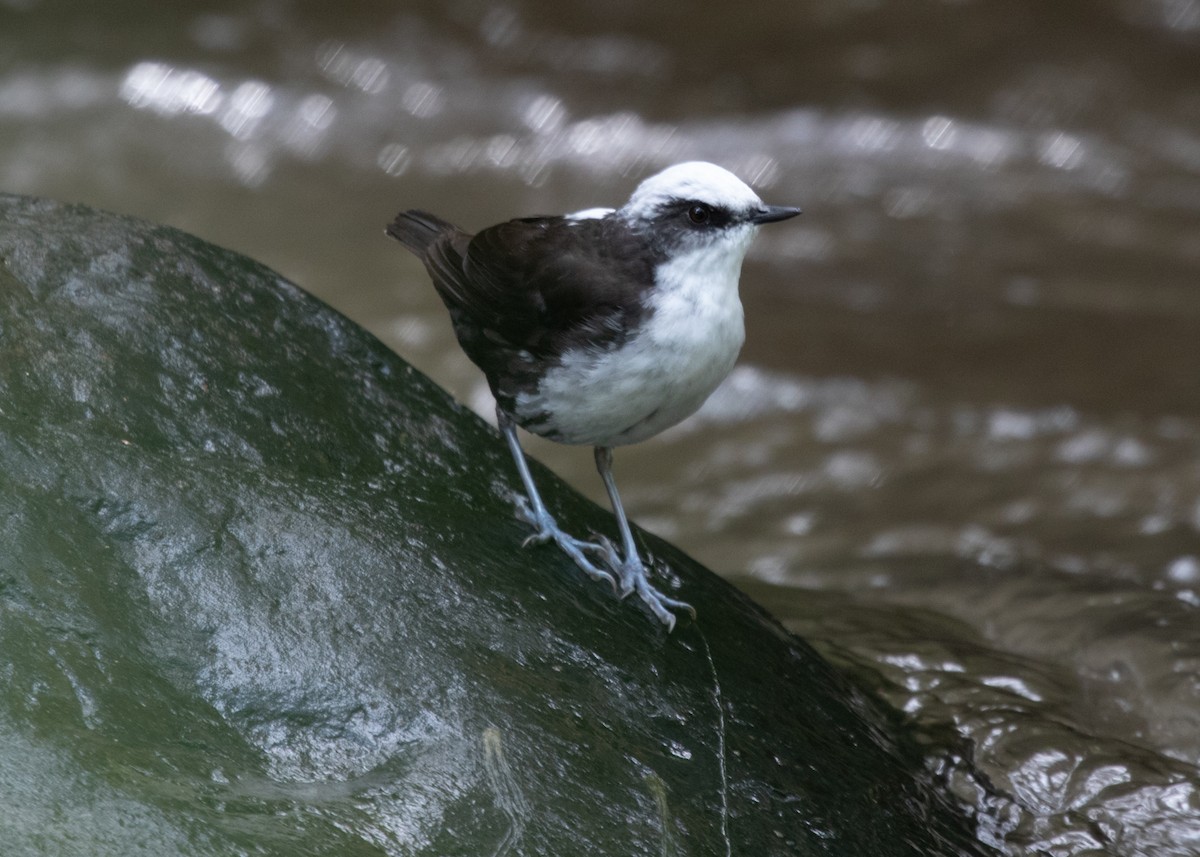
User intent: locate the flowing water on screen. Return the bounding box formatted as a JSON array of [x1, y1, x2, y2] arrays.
[[4, 1, 1200, 852]]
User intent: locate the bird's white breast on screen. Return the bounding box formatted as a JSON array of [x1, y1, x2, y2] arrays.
[[515, 232, 751, 447]]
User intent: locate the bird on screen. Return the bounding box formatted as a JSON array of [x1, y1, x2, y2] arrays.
[[387, 161, 801, 630]]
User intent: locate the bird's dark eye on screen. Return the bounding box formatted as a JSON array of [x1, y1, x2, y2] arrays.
[[687, 204, 711, 225]]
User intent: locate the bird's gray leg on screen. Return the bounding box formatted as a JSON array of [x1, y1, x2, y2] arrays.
[[593, 446, 695, 630], [497, 406, 617, 591]]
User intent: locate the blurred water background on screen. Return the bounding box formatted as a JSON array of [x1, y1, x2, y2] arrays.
[[3, 0, 1200, 852]]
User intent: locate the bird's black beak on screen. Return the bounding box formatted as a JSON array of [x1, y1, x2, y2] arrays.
[[749, 205, 803, 224]]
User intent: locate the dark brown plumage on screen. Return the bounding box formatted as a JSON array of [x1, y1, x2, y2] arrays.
[[387, 210, 661, 421]]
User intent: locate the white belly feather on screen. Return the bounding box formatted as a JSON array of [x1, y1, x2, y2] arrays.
[[515, 235, 751, 446]]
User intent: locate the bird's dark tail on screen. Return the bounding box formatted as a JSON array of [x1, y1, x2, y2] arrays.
[[386, 209, 457, 256]]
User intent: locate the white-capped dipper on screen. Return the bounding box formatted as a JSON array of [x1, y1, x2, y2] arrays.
[[387, 161, 801, 630]]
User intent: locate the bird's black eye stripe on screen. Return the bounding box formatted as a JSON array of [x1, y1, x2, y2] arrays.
[[667, 200, 731, 228]]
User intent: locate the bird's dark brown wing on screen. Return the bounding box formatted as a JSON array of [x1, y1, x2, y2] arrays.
[[437, 216, 659, 362], [400, 212, 662, 416]]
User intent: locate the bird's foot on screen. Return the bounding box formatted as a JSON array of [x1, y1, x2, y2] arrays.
[[591, 535, 633, 596], [512, 495, 618, 592], [611, 552, 695, 632], [508, 495, 693, 629]]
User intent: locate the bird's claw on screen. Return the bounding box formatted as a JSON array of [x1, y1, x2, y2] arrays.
[[590, 534, 633, 596], [520, 530, 549, 549], [511, 496, 619, 592], [623, 562, 693, 630], [593, 544, 693, 629]]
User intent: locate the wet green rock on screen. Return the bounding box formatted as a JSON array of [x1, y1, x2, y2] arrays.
[[0, 195, 993, 856]]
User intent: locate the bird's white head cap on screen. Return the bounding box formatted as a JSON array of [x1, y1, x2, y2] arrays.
[[620, 162, 765, 223]]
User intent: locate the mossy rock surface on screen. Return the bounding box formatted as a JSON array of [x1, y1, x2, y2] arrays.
[[0, 194, 994, 856]]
